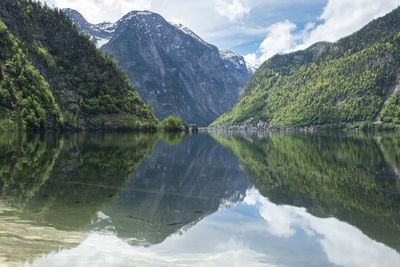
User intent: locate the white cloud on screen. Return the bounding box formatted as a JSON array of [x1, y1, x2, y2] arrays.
[[244, 53, 259, 69], [244, 20, 297, 66], [39, 0, 399, 67], [244, 188, 400, 267], [259, 20, 297, 62], [244, 188, 303, 238], [40, 0, 252, 27], [41, 0, 152, 23], [19, 187, 400, 267], [249, 0, 399, 66], [39, 0, 259, 54], [215, 0, 251, 22], [119, 0, 152, 14], [298, 0, 399, 49], [27, 231, 271, 267]]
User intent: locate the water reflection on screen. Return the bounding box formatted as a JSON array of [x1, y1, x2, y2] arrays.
[[0, 131, 399, 266], [244, 188, 400, 267], [26, 188, 400, 267], [0, 132, 250, 265], [213, 131, 400, 253], [0, 201, 86, 267], [0, 132, 159, 265], [99, 134, 251, 245]]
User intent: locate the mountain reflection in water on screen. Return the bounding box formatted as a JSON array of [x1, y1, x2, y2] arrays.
[[0, 131, 399, 266]]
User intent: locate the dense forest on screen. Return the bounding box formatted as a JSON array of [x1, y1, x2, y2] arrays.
[[0, 0, 158, 131], [213, 132, 400, 252], [212, 7, 400, 127]]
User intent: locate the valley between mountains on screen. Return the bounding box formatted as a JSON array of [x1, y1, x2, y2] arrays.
[[0, 0, 400, 131], [64, 8, 253, 126]]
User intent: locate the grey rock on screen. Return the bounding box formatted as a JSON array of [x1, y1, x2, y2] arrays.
[[64, 9, 253, 126]]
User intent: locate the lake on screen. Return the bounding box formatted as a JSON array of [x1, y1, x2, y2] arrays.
[[0, 130, 399, 266]]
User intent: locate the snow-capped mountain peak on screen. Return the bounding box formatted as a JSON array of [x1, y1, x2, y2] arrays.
[[219, 49, 246, 69], [62, 8, 115, 48]]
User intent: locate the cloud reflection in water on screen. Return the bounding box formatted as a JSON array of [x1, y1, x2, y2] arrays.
[[27, 188, 400, 267]]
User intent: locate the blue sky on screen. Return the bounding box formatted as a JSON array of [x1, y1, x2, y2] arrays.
[[41, 0, 399, 66], [211, 0, 327, 57]]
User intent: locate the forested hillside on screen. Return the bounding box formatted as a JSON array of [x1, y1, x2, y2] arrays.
[[212, 7, 400, 127], [0, 0, 157, 131]]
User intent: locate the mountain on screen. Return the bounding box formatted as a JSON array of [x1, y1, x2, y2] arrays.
[[62, 8, 116, 48], [219, 49, 253, 94], [212, 7, 400, 127], [0, 0, 157, 131], [64, 9, 253, 126]]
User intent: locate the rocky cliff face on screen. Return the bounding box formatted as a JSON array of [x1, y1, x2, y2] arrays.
[[64, 9, 253, 126], [219, 49, 254, 95]]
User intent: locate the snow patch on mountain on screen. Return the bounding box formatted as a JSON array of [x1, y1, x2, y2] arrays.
[[120, 10, 158, 24], [63, 8, 116, 48], [219, 49, 246, 69], [170, 23, 210, 47], [245, 62, 257, 74], [96, 38, 111, 48], [219, 49, 255, 74]]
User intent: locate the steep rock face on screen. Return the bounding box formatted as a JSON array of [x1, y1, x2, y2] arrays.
[[219, 49, 253, 95], [65, 9, 253, 126]]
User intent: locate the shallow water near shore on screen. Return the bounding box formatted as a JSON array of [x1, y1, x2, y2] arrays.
[[0, 131, 399, 266]]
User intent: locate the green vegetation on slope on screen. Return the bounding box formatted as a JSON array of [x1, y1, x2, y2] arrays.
[[381, 89, 400, 124], [0, 21, 61, 130], [160, 115, 188, 132], [212, 7, 400, 127], [0, 0, 157, 130], [213, 132, 400, 252]]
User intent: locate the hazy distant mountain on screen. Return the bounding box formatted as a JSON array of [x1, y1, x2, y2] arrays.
[[64, 9, 253, 126]]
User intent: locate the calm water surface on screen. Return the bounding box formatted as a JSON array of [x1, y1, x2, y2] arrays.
[[0, 131, 399, 266]]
